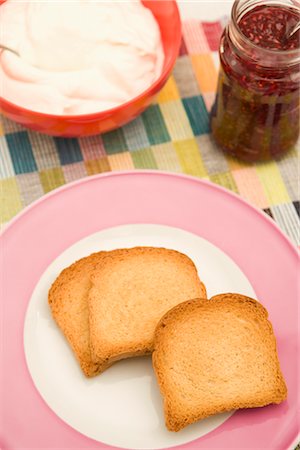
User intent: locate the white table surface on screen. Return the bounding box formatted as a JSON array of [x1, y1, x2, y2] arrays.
[[178, 0, 234, 20]]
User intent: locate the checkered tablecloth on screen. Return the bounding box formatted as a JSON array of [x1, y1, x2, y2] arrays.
[[1, 19, 299, 247]]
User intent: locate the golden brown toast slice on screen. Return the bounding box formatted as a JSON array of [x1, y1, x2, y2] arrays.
[[88, 247, 206, 368], [48, 252, 109, 377], [152, 293, 287, 431]]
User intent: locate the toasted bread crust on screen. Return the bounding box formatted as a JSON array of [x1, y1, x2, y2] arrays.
[[153, 294, 287, 432], [49, 247, 206, 377], [48, 252, 107, 377], [88, 247, 207, 367]]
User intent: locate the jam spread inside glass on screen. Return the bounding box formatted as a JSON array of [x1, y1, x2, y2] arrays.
[[239, 5, 299, 50], [211, 1, 300, 161]]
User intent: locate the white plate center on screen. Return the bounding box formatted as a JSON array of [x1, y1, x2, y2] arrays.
[[24, 224, 256, 449]]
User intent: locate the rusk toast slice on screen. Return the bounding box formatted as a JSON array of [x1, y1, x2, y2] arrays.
[[153, 293, 287, 431], [48, 252, 108, 377], [88, 247, 207, 367]]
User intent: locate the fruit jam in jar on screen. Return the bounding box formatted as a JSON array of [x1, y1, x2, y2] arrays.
[[211, 0, 300, 162]]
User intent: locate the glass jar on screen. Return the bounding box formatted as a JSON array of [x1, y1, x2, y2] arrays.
[[211, 0, 300, 162]]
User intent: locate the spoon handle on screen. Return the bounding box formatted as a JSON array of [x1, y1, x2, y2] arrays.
[[288, 21, 300, 38], [0, 45, 20, 56]]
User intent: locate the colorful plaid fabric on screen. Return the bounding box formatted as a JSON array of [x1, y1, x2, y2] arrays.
[[1, 20, 299, 247]]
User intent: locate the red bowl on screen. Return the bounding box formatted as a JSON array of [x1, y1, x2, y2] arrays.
[[0, 0, 181, 137]]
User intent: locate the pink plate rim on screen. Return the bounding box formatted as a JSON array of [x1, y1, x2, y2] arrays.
[[1, 170, 299, 450], [1, 170, 299, 257]]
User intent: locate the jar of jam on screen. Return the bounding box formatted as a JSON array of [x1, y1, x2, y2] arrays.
[[211, 0, 300, 162]]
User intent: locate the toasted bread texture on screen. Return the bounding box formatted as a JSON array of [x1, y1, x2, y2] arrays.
[[152, 293, 287, 432], [48, 252, 109, 377], [88, 247, 206, 367]]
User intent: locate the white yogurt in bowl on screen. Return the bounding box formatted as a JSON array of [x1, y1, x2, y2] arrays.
[[0, 0, 164, 115]]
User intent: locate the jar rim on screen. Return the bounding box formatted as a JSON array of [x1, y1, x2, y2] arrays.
[[231, 0, 300, 61]]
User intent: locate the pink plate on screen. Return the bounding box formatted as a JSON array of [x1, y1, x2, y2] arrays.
[[1, 171, 299, 449]]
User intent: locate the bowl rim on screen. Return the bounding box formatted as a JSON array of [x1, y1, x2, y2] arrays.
[[0, 0, 182, 121]]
